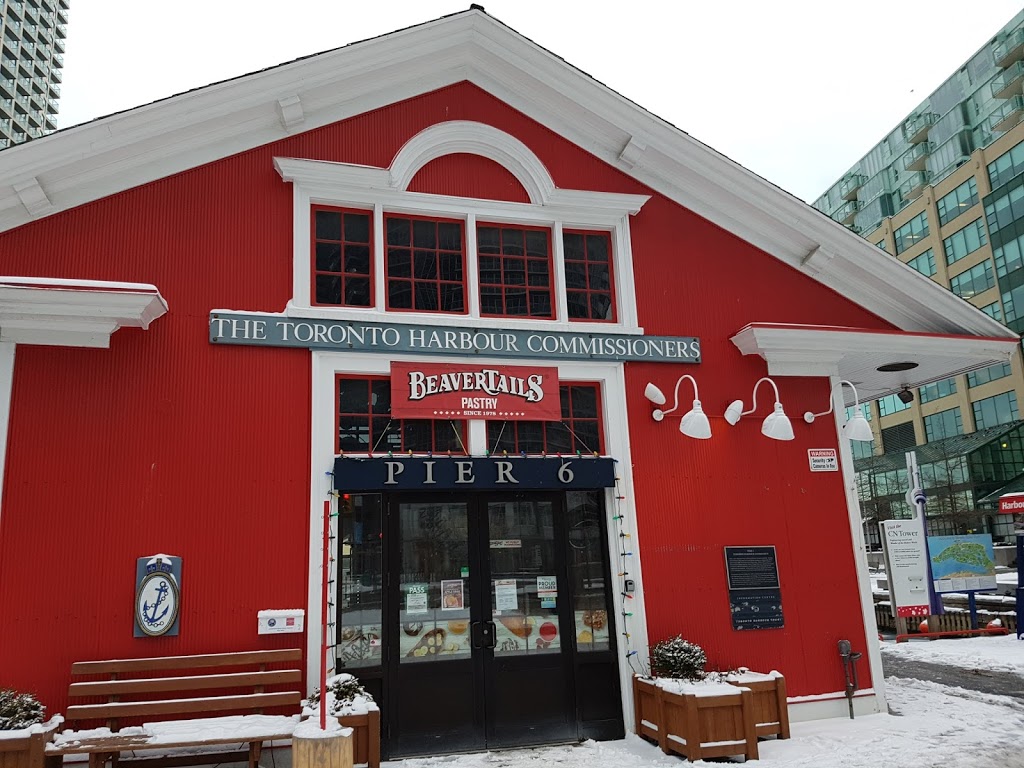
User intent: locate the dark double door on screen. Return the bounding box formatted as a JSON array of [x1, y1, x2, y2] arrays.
[[386, 492, 616, 757]]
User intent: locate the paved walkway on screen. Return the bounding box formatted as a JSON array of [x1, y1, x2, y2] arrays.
[[881, 652, 1024, 702]]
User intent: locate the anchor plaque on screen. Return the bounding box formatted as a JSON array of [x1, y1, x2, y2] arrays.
[[134, 554, 182, 637]]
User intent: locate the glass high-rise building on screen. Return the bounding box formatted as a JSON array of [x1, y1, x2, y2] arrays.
[[0, 0, 69, 149], [815, 9, 1024, 541]]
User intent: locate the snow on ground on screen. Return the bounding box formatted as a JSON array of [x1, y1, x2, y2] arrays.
[[881, 633, 1024, 676], [390, 678, 1024, 768]]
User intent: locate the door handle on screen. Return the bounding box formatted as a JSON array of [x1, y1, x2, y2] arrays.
[[487, 621, 497, 649], [471, 621, 482, 649]]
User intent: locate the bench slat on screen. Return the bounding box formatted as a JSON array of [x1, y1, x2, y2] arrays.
[[65, 692, 301, 721], [71, 649, 301, 675], [69, 670, 301, 697], [47, 732, 296, 755]]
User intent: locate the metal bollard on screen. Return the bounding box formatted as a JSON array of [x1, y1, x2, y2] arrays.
[[838, 640, 863, 720]]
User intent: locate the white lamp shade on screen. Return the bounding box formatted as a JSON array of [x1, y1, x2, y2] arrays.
[[724, 399, 745, 425], [761, 403, 794, 441], [844, 407, 874, 442], [679, 400, 712, 439], [644, 382, 666, 405]]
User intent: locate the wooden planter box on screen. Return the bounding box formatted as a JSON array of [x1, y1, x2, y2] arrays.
[[0, 722, 60, 768], [336, 709, 380, 768], [633, 676, 758, 762], [725, 672, 790, 739]]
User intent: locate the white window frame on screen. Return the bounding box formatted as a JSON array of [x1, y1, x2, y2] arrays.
[[275, 120, 649, 333]]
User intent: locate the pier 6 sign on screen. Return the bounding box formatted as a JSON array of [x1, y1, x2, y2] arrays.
[[209, 312, 700, 364]]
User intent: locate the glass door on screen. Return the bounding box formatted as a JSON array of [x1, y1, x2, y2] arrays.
[[387, 498, 484, 757], [482, 495, 576, 747]]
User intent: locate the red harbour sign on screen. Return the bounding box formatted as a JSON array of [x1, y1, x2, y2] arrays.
[[998, 492, 1024, 514], [390, 362, 561, 421]]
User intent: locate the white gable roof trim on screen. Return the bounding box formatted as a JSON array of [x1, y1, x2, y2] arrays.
[[0, 10, 1014, 341]]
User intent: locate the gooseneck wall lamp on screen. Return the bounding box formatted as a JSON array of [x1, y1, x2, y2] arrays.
[[724, 377, 794, 441], [803, 380, 874, 443], [644, 375, 712, 439]]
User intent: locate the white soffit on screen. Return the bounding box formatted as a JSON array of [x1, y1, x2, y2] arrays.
[[731, 323, 1021, 404], [0, 277, 169, 348], [0, 9, 1015, 340]]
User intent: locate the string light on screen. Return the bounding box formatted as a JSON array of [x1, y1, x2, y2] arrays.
[[612, 473, 644, 673]]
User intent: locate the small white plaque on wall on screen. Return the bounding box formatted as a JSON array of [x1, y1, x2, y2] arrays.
[[258, 608, 305, 634], [807, 448, 838, 472]]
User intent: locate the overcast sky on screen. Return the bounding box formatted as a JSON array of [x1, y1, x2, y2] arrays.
[[56, 1, 1023, 203]]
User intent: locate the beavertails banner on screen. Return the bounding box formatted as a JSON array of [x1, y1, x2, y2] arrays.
[[390, 362, 560, 421]]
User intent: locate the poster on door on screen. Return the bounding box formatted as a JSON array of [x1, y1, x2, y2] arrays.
[[440, 579, 465, 611], [494, 579, 519, 612]]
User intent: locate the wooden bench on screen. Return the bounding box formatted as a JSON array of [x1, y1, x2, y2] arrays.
[[46, 649, 303, 768]]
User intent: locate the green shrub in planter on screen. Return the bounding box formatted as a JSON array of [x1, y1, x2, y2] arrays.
[[0, 689, 45, 730], [650, 635, 707, 681]]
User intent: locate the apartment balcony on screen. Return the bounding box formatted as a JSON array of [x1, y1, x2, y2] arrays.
[[990, 95, 1024, 133], [0, 58, 16, 76], [56, 23, 67, 40], [903, 142, 932, 172], [54, 35, 65, 53], [52, 52, 63, 67], [991, 60, 1024, 100], [840, 173, 867, 200], [995, 28, 1024, 69], [835, 200, 862, 225], [51, 68, 61, 83], [903, 112, 938, 144], [0, 78, 14, 96], [47, 81, 59, 99], [7, 1, 23, 18], [900, 171, 932, 200], [57, 8, 69, 24], [0, 138, 10, 150]]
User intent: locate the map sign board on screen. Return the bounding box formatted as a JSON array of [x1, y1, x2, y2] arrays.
[[927, 534, 998, 593], [880, 520, 930, 618]]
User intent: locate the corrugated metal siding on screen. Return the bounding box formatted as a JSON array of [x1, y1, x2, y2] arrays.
[[0, 80, 893, 713], [408, 153, 530, 203]]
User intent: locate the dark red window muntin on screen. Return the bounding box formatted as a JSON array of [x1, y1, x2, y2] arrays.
[[563, 230, 616, 322], [311, 206, 373, 308], [486, 383, 604, 455], [384, 214, 468, 315], [477, 222, 555, 319], [335, 375, 468, 455]]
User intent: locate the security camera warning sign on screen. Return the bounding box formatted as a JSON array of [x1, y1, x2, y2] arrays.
[[808, 448, 838, 472]]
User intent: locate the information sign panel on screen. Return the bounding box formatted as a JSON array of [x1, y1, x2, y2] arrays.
[[724, 546, 783, 630]]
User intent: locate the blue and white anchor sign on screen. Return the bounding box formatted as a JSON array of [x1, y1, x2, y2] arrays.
[[134, 554, 182, 637]]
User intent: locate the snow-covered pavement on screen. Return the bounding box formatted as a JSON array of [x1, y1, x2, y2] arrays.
[[880, 632, 1024, 678], [392, 675, 1024, 767]]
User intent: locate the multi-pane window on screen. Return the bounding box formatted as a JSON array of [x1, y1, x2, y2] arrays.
[[893, 211, 930, 255], [313, 207, 373, 307], [850, 440, 874, 460], [564, 231, 615, 321], [875, 239, 887, 251], [980, 301, 1003, 321], [386, 216, 466, 313], [949, 261, 994, 299], [846, 405, 872, 422], [942, 219, 987, 266], [336, 376, 467, 454], [878, 393, 912, 416], [906, 249, 936, 277], [968, 362, 1012, 388], [994, 231, 1024, 278], [924, 407, 963, 442], [987, 139, 1024, 189], [477, 224, 553, 318], [919, 377, 957, 404], [487, 383, 603, 455], [972, 391, 1019, 430], [984, 182, 1024, 235], [936, 178, 978, 226]]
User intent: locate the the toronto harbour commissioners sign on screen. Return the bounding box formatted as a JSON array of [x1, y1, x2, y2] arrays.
[[209, 312, 701, 364]]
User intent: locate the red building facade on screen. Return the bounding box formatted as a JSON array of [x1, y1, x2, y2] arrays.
[[0, 9, 1017, 757]]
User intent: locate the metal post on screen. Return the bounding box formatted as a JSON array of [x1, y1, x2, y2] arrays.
[[1016, 529, 1023, 640], [968, 592, 978, 630], [321, 498, 330, 731]]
